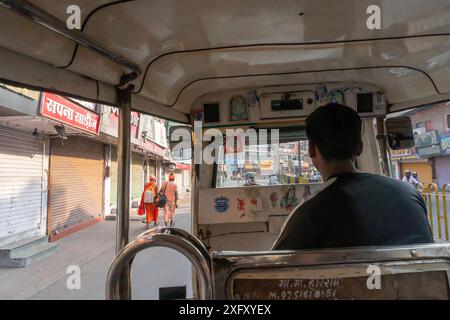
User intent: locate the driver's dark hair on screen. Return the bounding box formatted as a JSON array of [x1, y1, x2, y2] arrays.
[[306, 103, 362, 162]]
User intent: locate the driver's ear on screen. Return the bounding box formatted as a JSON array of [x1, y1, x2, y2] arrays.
[[309, 142, 317, 158], [355, 140, 363, 156]]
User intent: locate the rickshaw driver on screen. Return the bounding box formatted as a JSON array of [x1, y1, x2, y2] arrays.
[[273, 104, 433, 250]]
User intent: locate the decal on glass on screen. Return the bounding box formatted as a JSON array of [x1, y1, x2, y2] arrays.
[[229, 95, 250, 121], [214, 196, 230, 213]]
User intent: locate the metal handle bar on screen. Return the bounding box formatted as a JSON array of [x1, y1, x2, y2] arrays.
[[137, 227, 211, 266], [105, 233, 212, 300]]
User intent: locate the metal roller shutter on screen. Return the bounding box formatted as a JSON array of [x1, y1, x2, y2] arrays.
[[131, 153, 144, 201], [48, 137, 104, 237], [148, 159, 156, 178], [110, 146, 118, 209], [401, 162, 433, 186], [0, 126, 45, 246]]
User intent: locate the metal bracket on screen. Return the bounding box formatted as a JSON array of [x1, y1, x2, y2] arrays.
[[118, 72, 139, 90]]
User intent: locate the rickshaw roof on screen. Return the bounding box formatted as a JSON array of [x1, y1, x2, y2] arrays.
[[0, 0, 450, 122]]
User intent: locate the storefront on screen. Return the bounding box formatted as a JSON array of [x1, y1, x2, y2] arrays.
[[390, 147, 434, 186], [413, 130, 442, 186], [146, 158, 157, 179], [175, 163, 192, 195], [107, 148, 148, 212], [140, 138, 166, 187], [131, 152, 144, 205], [400, 160, 433, 186], [109, 146, 118, 213], [40, 93, 103, 241], [0, 126, 48, 246], [100, 107, 169, 214], [48, 137, 104, 241], [0, 85, 49, 247], [435, 134, 450, 186], [435, 156, 450, 186]]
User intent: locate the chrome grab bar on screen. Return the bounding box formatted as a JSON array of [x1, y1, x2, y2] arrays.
[[138, 227, 211, 266], [105, 231, 213, 300]]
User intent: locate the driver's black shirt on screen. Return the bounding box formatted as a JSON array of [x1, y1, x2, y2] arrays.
[[272, 172, 433, 250]]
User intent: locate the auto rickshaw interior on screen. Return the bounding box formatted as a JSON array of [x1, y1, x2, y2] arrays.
[[175, 83, 392, 252], [0, 0, 449, 300]]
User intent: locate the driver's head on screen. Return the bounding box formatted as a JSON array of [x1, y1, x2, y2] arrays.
[[306, 103, 363, 171]]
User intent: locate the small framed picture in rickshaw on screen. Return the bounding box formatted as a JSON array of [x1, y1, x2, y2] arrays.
[[229, 95, 249, 122]]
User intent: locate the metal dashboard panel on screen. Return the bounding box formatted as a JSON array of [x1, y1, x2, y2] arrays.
[[211, 244, 450, 299]]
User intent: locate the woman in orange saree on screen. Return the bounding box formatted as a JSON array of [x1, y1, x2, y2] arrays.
[[138, 176, 159, 229]]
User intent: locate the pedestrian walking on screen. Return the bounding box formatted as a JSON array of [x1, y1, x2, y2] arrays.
[[160, 173, 178, 226], [138, 176, 159, 229]]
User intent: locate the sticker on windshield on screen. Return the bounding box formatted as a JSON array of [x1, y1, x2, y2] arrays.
[[280, 185, 298, 211], [214, 196, 230, 213], [270, 192, 278, 208]]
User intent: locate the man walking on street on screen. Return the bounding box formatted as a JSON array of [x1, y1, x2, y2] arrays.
[[160, 173, 178, 226]]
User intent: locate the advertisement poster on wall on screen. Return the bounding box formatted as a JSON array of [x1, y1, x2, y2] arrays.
[[441, 134, 450, 155]]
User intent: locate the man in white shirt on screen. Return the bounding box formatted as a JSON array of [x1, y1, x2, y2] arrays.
[[402, 170, 419, 189]]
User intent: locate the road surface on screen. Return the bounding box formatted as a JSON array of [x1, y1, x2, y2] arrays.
[[0, 206, 193, 300]]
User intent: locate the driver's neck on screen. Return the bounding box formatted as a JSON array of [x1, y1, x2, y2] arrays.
[[319, 160, 360, 181]]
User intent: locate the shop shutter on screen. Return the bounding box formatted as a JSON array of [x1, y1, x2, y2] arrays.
[[48, 137, 104, 236], [401, 162, 433, 186], [131, 153, 143, 200], [110, 146, 118, 208], [0, 127, 45, 245], [148, 159, 156, 178]]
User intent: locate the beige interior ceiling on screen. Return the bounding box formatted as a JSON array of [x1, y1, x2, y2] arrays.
[[0, 0, 449, 122]]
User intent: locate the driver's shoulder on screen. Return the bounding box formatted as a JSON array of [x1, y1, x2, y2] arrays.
[[289, 178, 339, 218]]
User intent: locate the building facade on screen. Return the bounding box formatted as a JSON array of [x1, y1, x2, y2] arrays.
[[0, 85, 172, 246], [99, 105, 171, 215], [390, 102, 450, 187]]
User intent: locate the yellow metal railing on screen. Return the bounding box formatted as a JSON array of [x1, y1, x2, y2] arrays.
[[417, 183, 449, 241], [442, 184, 449, 241], [428, 183, 441, 238], [417, 183, 427, 203]]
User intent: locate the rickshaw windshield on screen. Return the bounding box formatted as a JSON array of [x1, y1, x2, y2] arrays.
[[215, 138, 322, 188]]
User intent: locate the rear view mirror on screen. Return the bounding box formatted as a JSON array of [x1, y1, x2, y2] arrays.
[[385, 116, 414, 150], [169, 125, 192, 161]]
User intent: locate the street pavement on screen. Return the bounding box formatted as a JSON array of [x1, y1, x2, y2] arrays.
[[0, 206, 193, 300]]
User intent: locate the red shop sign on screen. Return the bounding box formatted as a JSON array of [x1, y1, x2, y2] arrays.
[[141, 139, 165, 157], [176, 164, 192, 170], [40, 93, 100, 135]]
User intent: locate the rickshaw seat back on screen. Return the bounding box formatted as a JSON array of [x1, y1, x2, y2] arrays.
[[211, 244, 450, 300]]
